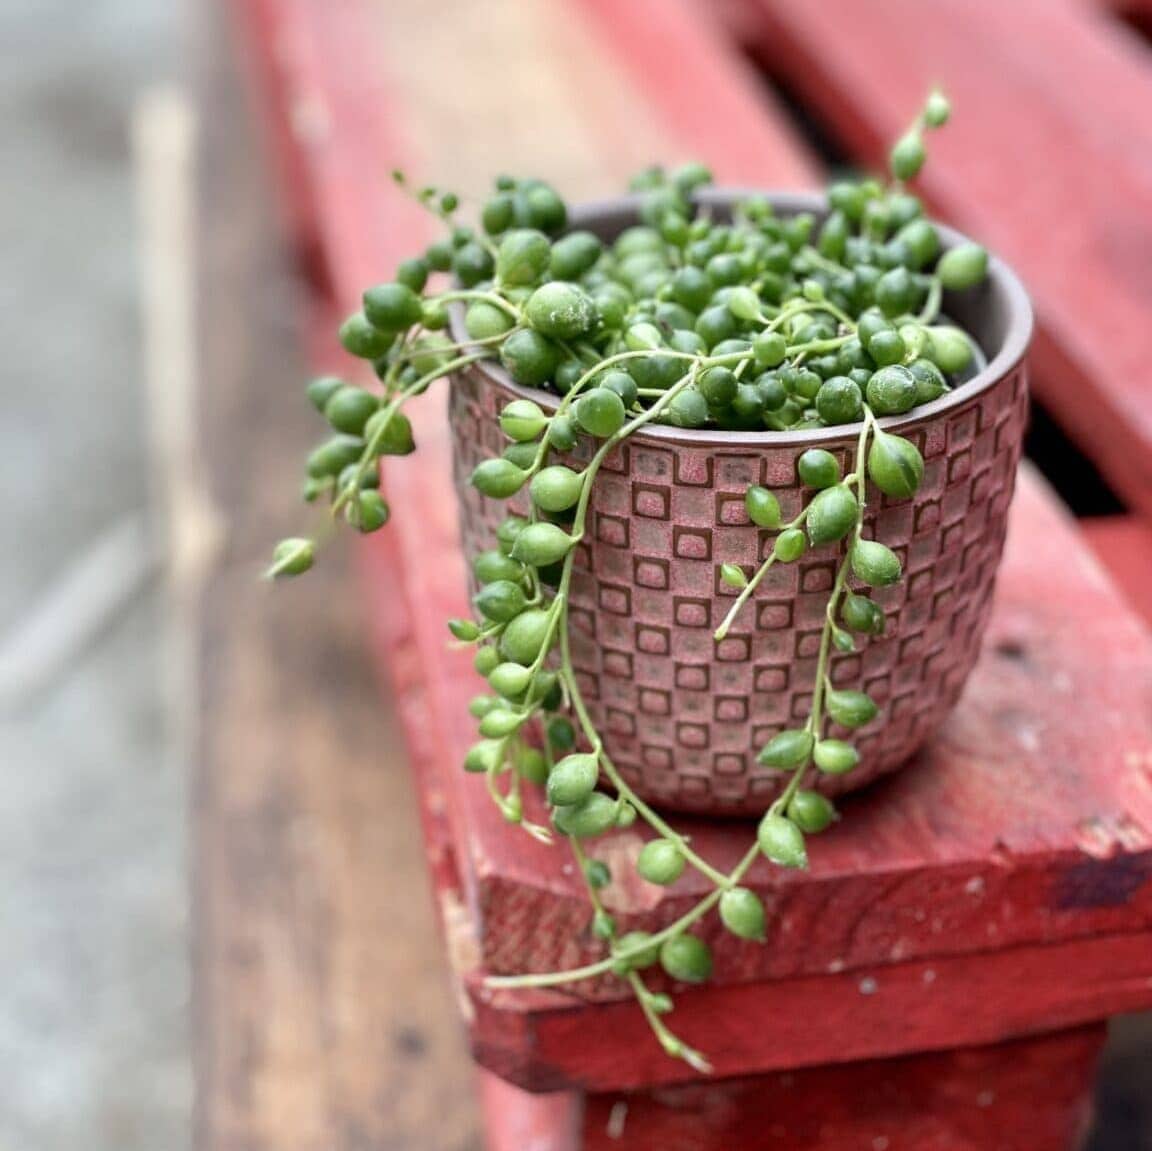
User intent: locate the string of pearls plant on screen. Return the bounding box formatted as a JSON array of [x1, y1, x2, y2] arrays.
[[271, 92, 991, 1070]]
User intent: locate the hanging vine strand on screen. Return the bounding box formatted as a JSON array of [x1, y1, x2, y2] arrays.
[[270, 90, 993, 1068]]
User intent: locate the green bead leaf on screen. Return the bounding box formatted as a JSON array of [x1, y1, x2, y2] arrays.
[[266, 537, 315, 579], [592, 910, 616, 939], [745, 485, 782, 529], [813, 740, 861, 775], [498, 608, 554, 665], [479, 708, 526, 738], [470, 458, 529, 499], [773, 528, 807, 563], [463, 740, 504, 774], [447, 618, 480, 642], [515, 745, 549, 786], [866, 366, 918, 416], [509, 522, 577, 566], [890, 131, 926, 181], [553, 792, 618, 839], [583, 858, 611, 890], [937, 243, 988, 291], [351, 490, 390, 533], [473, 646, 500, 676], [826, 689, 879, 729], [525, 281, 600, 340], [307, 435, 365, 479], [719, 888, 767, 941], [787, 790, 837, 833], [924, 90, 951, 127], [530, 466, 585, 512], [487, 661, 532, 699], [797, 449, 842, 490], [611, 931, 661, 976], [499, 399, 549, 442], [496, 229, 551, 286], [365, 409, 416, 456], [806, 484, 859, 546], [757, 729, 814, 769], [851, 539, 903, 587], [306, 375, 344, 413], [659, 934, 713, 983], [924, 325, 975, 375], [867, 430, 924, 499], [574, 388, 627, 438], [546, 753, 600, 807], [720, 563, 748, 589], [546, 716, 577, 751], [841, 593, 886, 636], [363, 282, 424, 332], [636, 840, 686, 886], [757, 814, 808, 869]]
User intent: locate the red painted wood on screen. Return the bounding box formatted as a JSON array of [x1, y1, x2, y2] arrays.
[[1083, 516, 1152, 626], [726, 0, 1152, 522], [230, 0, 1152, 1115], [479, 1070, 581, 1151], [438, 470, 1152, 1005], [568, 0, 819, 188], [234, 0, 1152, 1012], [225, 0, 430, 303], [581, 1026, 1104, 1151], [226, 0, 323, 275], [467, 930, 1150, 1093]]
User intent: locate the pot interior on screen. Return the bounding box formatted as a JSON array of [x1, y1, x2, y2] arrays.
[[447, 189, 1032, 444]]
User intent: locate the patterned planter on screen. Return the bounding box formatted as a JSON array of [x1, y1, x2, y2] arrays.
[[450, 192, 1032, 816]]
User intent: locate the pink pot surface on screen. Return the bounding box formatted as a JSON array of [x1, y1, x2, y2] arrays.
[[449, 193, 1032, 816]]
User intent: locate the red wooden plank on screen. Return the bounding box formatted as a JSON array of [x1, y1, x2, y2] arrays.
[[1082, 515, 1152, 626], [481, 1026, 1105, 1150], [479, 1070, 581, 1151], [468, 932, 1147, 1092], [227, 0, 827, 965], [229, 0, 1152, 1103], [567, 0, 820, 188], [727, 0, 1152, 522], [430, 467, 1152, 996], [581, 1026, 1105, 1151], [226, 0, 323, 273], [226, 0, 430, 302], [235, 0, 1152, 993]]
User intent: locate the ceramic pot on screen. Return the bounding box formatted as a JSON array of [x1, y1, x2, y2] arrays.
[[449, 191, 1032, 816]]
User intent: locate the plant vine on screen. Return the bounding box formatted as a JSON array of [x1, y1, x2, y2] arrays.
[[270, 91, 992, 1069]]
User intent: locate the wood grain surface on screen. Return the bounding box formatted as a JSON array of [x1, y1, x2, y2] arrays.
[[211, 0, 1152, 1134], [236, 0, 1152, 1052], [579, 1024, 1105, 1150], [727, 0, 1152, 522], [192, 8, 480, 1149]]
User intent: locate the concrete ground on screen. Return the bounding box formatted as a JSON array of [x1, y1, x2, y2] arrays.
[[0, 3, 187, 1150], [0, 2, 1148, 1149]]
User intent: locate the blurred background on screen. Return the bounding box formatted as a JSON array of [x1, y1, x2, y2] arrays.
[[1, 3, 187, 1150], [2, 1, 1151, 1148]]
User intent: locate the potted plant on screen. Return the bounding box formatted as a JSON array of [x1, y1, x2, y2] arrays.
[[270, 92, 1032, 1071]]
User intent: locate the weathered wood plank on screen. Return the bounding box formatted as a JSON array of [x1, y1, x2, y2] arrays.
[[580, 1025, 1105, 1150], [468, 931, 1149, 1092], [192, 7, 480, 1149], [1083, 516, 1152, 626], [451, 464, 1152, 995], [726, 0, 1152, 521], [222, 0, 1152, 1115]]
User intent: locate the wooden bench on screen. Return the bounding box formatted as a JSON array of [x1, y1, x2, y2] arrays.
[[718, 0, 1152, 623], [199, 1, 1152, 1146]]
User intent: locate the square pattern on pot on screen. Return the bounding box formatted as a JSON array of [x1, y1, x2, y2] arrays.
[[450, 360, 1028, 815]]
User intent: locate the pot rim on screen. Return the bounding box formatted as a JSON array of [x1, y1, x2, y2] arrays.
[[448, 189, 1033, 445]]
